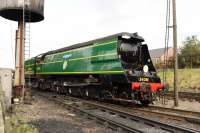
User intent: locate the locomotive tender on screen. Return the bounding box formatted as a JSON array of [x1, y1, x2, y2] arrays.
[[25, 32, 164, 105]]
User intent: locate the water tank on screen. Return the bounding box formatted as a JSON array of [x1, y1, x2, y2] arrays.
[[0, 0, 44, 22]]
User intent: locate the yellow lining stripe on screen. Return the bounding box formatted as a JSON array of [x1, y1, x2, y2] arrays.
[[30, 53, 117, 65], [42, 60, 63, 65], [25, 72, 34, 74], [25, 64, 35, 67], [36, 71, 124, 75], [50, 40, 117, 56], [25, 40, 118, 67], [69, 53, 117, 62]]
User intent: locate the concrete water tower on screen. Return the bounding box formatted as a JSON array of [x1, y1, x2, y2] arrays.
[[0, 0, 44, 101]]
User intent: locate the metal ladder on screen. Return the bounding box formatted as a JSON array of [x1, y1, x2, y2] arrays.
[[24, 0, 31, 61], [23, 0, 32, 87]]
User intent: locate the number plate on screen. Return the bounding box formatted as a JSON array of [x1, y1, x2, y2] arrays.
[[139, 77, 149, 82]]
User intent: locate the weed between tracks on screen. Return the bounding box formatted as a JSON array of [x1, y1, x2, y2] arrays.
[[7, 105, 38, 133]]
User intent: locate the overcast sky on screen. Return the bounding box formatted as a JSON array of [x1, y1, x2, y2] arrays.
[[0, 0, 200, 68]]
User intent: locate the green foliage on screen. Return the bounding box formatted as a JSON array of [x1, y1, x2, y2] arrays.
[[155, 61, 163, 69], [155, 57, 174, 69], [12, 124, 38, 133], [9, 110, 38, 133], [179, 36, 200, 68]]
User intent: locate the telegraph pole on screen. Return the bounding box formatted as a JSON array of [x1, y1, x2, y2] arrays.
[[172, 0, 179, 106]]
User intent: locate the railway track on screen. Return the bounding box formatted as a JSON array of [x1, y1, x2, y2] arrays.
[[164, 91, 200, 102], [130, 105, 200, 124], [35, 91, 200, 133], [57, 92, 200, 125], [61, 95, 200, 125]]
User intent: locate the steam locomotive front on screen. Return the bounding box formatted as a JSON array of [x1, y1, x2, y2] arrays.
[[118, 33, 164, 104]]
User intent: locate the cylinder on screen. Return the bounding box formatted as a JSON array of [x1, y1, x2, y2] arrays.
[[0, 0, 44, 22]]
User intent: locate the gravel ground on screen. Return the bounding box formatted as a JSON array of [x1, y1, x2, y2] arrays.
[[9, 91, 200, 133], [11, 94, 115, 133]]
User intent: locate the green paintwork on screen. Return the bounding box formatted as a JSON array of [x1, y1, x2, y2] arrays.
[[25, 58, 35, 74], [25, 38, 125, 75]]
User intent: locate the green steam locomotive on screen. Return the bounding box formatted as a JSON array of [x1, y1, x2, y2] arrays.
[[25, 32, 165, 105]]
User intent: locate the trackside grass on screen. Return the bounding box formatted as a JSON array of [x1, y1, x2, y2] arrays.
[[157, 69, 200, 91]]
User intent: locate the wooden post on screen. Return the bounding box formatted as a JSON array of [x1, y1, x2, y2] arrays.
[[172, 0, 179, 106]]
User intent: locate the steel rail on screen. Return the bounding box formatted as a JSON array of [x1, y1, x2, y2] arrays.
[[56, 99, 143, 133], [69, 98, 199, 133], [148, 105, 200, 117], [130, 106, 200, 124], [37, 93, 143, 133], [165, 91, 200, 102], [36, 91, 199, 133], [61, 94, 200, 124]]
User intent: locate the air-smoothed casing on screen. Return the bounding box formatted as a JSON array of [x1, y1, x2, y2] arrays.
[[0, 0, 44, 22]]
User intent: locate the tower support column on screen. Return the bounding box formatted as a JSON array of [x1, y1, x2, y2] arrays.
[[13, 19, 25, 102]]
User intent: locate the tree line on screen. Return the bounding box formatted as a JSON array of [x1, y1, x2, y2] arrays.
[[155, 35, 200, 69], [178, 36, 200, 68]]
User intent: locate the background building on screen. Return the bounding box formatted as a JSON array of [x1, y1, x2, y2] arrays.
[[149, 47, 174, 65]]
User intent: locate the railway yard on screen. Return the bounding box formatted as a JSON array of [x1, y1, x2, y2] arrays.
[[6, 89, 200, 133], [0, 0, 200, 133]]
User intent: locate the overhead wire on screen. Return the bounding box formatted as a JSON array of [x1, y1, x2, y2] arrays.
[[161, 0, 171, 104], [163, 0, 171, 85]]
